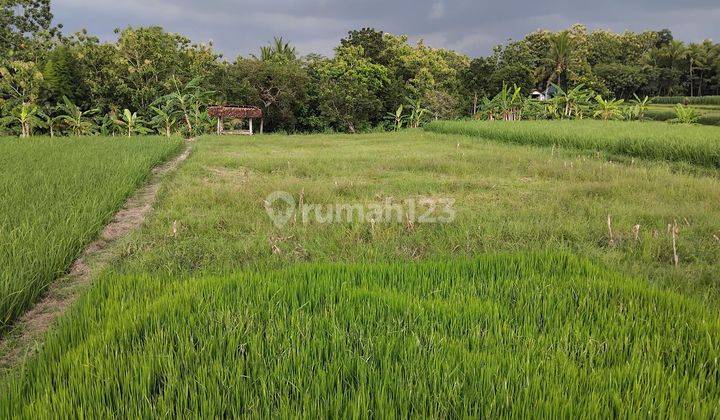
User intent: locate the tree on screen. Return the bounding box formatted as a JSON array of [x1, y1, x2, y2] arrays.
[[160, 76, 214, 137], [259, 37, 297, 62], [238, 47, 307, 133], [462, 57, 495, 115], [423, 90, 459, 120], [385, 104, 406, 131], [0, 61, 44, 104], [340, 28, 388, 65], [593, 63, 647, 98], [315, 46, 389, 132], [545, 32, 571, 90], [0, 0, 54, 58], [42, 46, 80, 103]]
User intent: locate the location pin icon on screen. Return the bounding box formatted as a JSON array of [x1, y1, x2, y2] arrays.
[[264, 191, 296, 228]]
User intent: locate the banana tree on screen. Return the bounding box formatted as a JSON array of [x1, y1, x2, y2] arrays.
[[385, 104, 406, 131], [627, 94, 653, 120], [407, 97, 429, 128], [551, 83, 593, 119], [0, 103, 45, 137], [593, 95, 625, 120], [150, 105, 177, 138], [96, 112, 120, 136], [41, 112, 62, 138], [161, 76, 214, 137], [497, 83, 524, 121], [671, 105, 700, 124], [480, 83, 525, 121], [56, 97, 98, 136], [114, 109, 151, 137]]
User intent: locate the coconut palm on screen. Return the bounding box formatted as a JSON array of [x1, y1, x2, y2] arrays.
[[545, 32, 571, 90], [56, 97, 98, 136], [260, 37, 297, 62]]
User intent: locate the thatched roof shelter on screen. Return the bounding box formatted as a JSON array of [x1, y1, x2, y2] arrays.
[[208, 106, 262, 119], [208, 106, 262, 135]]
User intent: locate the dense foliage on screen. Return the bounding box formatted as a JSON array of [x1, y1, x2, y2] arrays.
[[2, 2, 720, 135]]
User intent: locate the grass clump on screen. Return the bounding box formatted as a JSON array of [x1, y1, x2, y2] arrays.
[[2, 253, 719, 417], [424, 119, 720, 168], [0, 136, 182, 330]]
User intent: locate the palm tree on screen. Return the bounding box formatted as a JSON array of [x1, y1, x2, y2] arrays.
[[56, 97, 98, 136], [545, 32, 571, 90], [686, 42, 712, 97], [0, 103, 45, 137], [260, 37, 297, 62]]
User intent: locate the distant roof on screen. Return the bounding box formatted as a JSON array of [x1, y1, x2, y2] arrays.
[[208, 106, 262, 119]]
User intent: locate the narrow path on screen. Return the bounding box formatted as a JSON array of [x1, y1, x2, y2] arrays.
[[0, 140, 193, 370]]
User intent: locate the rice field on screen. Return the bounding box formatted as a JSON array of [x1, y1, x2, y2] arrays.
[[0, 136, 182, 330], [653, 95, 720, 106], [424, 119, 720, 167], [2, 127, 720, 415], [646, 104, 720, 126], [2, 253, 719, 417]]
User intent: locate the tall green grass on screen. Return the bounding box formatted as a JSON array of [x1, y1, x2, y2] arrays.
[[653, 96, 720, 106], [0, 136, 182, 331], [425, 120, 720, 168], [2, 253, 719, 416]]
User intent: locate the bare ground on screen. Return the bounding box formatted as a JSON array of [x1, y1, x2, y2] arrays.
[[0, 140, 193, 370]]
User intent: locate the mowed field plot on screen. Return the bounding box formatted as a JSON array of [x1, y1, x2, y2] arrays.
[[0, 136, 182, 330], [2, 126, 720, 416]]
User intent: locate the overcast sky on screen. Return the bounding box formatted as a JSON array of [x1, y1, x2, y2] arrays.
[[53, 0, 720, 59]]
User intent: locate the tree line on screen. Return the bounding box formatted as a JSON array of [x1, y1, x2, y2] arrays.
[[1, 0, 719, 136]]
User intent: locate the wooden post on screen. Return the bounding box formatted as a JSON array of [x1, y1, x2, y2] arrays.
[[217, 117, 222, 135], [249, 118, 253, 135]]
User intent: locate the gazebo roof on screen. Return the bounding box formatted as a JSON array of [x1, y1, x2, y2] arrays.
[[208, 106, 262, 119]]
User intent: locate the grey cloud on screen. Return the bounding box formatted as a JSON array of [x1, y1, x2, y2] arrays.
[[53, 0, 720, 58]]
